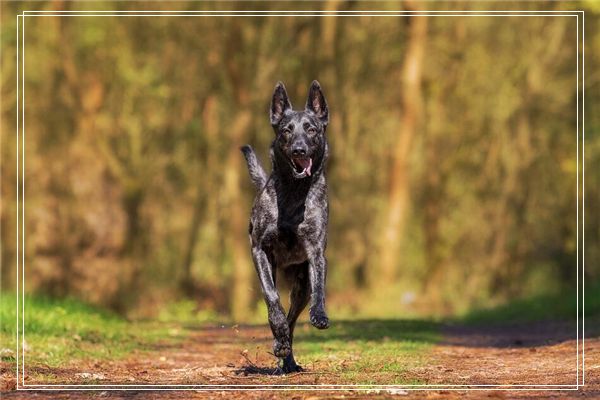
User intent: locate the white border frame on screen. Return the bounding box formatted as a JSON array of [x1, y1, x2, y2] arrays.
[[14, 8, 586, 392]]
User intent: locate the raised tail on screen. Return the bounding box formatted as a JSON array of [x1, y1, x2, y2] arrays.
[[240, 145, 268, 190]]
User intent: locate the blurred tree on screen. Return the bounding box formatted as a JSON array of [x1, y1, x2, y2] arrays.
[[373, 4, 428, 285], [0, 1, 596, 319]]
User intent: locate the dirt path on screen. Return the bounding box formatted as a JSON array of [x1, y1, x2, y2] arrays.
[[2, 321, 598, 399]]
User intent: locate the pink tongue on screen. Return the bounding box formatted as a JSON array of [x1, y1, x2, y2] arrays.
[[295, 158, 312, 176]]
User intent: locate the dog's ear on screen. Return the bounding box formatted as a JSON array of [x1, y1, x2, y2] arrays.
[[270, 81, 292, 126], [305, 80, 329, 126]]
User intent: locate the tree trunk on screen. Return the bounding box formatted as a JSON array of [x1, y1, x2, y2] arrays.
[[180, 96, 217, 294], [373, 10, 428, 284], [224, 111, 253, 322]]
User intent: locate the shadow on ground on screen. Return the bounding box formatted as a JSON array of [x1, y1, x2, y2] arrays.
[[294, 319, 440, 344], [182, 317, 586, 352]]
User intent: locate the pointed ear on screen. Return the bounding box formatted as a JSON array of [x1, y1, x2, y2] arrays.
[[305, 80, 329, 126], [270, 81, 292, 126]]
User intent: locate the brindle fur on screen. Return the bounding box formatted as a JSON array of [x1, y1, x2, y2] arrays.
[[241, 80, 330, 373]]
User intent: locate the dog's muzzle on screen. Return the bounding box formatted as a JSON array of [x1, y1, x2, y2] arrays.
[[290, 157, 313, 178]]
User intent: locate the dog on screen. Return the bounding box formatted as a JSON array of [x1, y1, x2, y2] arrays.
[[241, 80, 330, 373]]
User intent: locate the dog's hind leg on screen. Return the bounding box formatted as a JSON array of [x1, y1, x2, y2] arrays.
[[282, 262, 310, 373], [251, 246, 291, 358]]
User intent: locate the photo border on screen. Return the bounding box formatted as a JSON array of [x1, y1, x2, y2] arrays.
[[14, 8, 586, 392]]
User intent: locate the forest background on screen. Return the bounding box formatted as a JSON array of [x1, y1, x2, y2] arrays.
[[1, 0, 597, 324]]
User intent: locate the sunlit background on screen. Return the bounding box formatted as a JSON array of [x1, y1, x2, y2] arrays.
[[1, 1, 598, 323]]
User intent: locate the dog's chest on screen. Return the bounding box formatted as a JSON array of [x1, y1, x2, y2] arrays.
[[257, 180, 324, 268], [270, 224, 308, 268]]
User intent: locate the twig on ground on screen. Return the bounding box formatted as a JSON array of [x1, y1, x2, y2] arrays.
[[240, 350, 258, 368]]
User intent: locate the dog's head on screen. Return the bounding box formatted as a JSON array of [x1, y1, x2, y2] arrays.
[[270, 80, 329, 179]]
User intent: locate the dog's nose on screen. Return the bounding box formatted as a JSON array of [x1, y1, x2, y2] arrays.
[[292, 147, 307, 157]]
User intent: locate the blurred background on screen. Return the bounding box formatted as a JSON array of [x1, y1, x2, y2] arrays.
[[1, 1, 598, 323]]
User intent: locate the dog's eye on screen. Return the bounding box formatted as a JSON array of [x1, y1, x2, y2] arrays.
[[281, 128, 292, 136], [307, 127, 316, 134]]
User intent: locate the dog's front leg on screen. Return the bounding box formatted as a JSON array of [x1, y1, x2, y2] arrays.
[[251, 246, 291, 357], [308, 250, 330, 329]]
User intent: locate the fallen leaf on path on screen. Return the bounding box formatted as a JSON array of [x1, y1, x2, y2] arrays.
[[75, 372, 105, 380], [1, 377, 16, 391], [0, 348, 15, 360], [387, 388, 409, 395]]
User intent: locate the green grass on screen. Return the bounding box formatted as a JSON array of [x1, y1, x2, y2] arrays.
[[6, 282, 595, 385], [293, 319, 440, 384], [0, 293, 183, 367], [461, 281, 600, 326]]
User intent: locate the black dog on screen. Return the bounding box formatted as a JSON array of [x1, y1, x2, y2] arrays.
[[241, 80, 330, 373]]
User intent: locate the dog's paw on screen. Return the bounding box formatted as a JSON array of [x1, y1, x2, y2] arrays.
[[309, 309, 330, 330], [281, 362, 304, 374], [280, 354, 304, 374], [273, 338, 291, 358]]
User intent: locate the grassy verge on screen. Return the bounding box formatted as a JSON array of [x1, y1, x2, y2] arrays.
[[293, 319, 440, 384], [0, 293, 184, 368], [461, 280, 600, 326]]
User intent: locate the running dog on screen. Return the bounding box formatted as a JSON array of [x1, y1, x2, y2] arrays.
[[241, 80, 330, 373]]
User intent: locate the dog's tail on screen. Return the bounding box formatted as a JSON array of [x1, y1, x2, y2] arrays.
[[241, 145, 268, 190]]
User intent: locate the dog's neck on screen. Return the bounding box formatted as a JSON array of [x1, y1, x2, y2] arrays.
[[269, 143, 327, 223]]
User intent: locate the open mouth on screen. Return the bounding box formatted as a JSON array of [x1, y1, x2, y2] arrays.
[[291, 157, 313, 178]]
